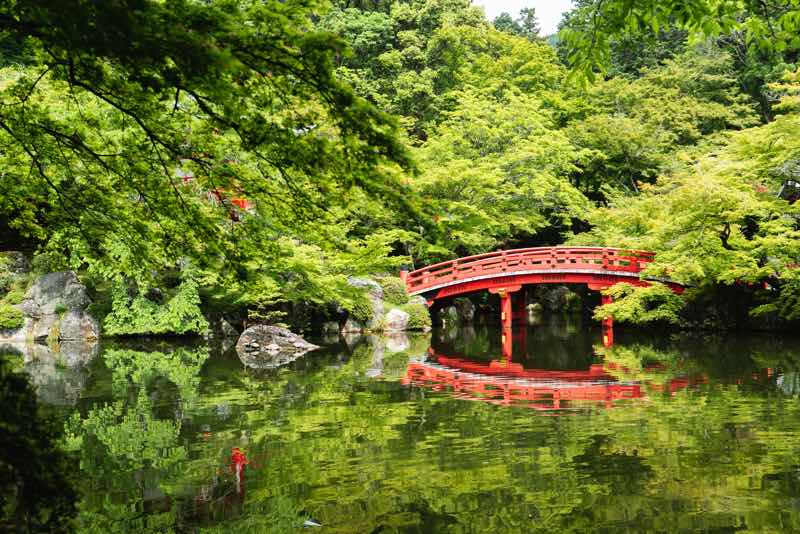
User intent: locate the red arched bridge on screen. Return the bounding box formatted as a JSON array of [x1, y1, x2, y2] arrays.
[[401, 246, 684, 338]]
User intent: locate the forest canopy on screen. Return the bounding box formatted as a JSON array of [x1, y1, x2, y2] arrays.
[[1, 0, 799, 327]]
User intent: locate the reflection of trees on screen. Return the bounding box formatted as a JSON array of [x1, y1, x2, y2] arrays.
[[0, 356, 78, 532], [63, 346, 208, 533], [210, 334, 800, 532], [57, 332, 800, 532]]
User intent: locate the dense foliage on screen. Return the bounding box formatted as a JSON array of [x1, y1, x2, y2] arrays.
[[1, 0, 799, 328]]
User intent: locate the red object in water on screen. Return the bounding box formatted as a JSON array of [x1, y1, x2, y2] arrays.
[[231, 448, 248, 473], [231, 198, 253, 210]]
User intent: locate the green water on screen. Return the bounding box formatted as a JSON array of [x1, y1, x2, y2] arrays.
[[8, 319, 800, 533]]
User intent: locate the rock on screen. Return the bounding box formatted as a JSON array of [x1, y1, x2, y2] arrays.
[[0, 316, 32, 343], [32, 313, 59, 342], [409, 295, 427, 306], [438, 305, 459, 326], [528, 302, 544, 326], [385, 332, 411, 353], [220, 318, 240, 339], [23, 271, 91, 316], [533, 285, 581, 314], [0, 251, 30, 276], [59, 310, 100, 341], [321, 321, 340, 334], [384, 308, 410, 332], [341, 317, 365, 334], [235, 325, 319, 369], [346, 277, 384, 329], [12, 271, 99, 344]]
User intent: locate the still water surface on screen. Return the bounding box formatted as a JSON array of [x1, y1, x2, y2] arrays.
[[9, 318, 800, 532]]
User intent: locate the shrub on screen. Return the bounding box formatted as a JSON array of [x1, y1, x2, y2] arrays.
[[401, 302, 432, 331], [104, 277, 209, 336], [0, 304, 24, 330], [378, 276, 409, 306], [343, 292, 374, 323], [3, 287, 26, 305]]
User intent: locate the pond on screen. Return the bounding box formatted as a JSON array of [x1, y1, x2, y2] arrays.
[[6, 318, 800, 533]]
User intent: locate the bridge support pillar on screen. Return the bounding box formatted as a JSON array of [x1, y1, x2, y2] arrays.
[[489, 285, 522, 361], [601, 294, 614, 347]]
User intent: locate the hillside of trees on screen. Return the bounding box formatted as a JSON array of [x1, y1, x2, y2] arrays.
[[1, 0, 799, 331]]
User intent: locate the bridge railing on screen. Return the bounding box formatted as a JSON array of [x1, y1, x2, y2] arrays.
[[405, 246, 655, 294]]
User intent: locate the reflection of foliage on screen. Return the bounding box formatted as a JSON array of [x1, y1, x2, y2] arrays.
[[102, 346, 209, 406], [597, 343, 692, 386], [62, 345, 209, 532], [64, 391, 186, 471], [0, 358, 77, 532], [54, 329, 800, 532]]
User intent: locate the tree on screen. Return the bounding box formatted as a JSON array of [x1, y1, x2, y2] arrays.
[[0, 0, 414, 281], [559, 0, 800, 84], [493, 8, 540, 41], [518, 7, 541, 40], [493, 12, 522, 36], [574, 89, 800, 322]]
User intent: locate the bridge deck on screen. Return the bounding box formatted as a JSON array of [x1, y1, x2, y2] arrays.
[[405, 246, 665, 298]]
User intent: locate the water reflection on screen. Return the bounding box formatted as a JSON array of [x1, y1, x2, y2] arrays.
[[404, 350, 645, 410], [407, 323, 784, 411], [1, 341, 98, 405], [7, 326, 800, 533]]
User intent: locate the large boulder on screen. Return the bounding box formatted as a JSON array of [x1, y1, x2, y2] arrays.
[[236, 325, 319, 369], [341, 317, 366, 334], [13, 271, 99, 343], [384, 308, 409, 332], [438, 305, 459, 326], [22, 271, 91, 316], [532, 285, 581, 314], [59, 310, 100, 341], [0, 316, 32, 343]]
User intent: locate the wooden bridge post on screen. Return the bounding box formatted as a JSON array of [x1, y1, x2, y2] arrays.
[[601, 293, 614, 347], [489, 285, 522, 361]]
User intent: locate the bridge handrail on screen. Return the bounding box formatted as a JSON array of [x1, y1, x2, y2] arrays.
[[405, 246, 656, 294]]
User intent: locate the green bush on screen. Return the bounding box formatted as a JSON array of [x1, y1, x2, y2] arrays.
[[0, 304, 24, 330], [401, 302, 432, 331], [104, 277, 209, 336], [378, 276, 409, 306], [343, 292, 374, 323], [3, 287, 26, 305]]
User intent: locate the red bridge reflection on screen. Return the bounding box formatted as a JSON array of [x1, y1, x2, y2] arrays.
[[403, 349, 704, 411]]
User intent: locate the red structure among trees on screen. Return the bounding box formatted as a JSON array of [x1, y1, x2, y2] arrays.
[[402, 247, 684, 345]]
